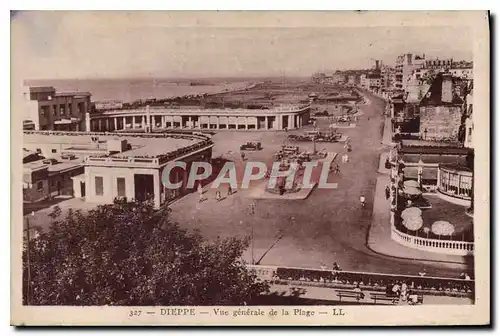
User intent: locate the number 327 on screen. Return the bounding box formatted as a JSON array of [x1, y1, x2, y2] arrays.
[[129, 310, 142, 317]]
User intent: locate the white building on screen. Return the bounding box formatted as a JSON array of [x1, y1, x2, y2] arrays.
[[88, 104, 311, 132]]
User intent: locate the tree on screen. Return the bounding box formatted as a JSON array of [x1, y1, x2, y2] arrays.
[[23, 199, 268, 306]]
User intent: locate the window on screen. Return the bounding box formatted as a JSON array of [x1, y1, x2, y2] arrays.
[[36, 181, 43, 191], [116, 177, 126, 197], [95, 176, 104, 196], [51, 149, 57, 153]]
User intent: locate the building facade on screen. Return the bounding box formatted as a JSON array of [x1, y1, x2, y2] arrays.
[[88, 105, 311, 132], [419, 73, 465, 141], [22, 86, 92, 131], [23, 158, 84, 203], [23, 131, 215, 209], [394, 53, 426, 93]]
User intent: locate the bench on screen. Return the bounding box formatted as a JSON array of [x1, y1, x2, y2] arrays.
[[408, 294, 424, 305], [370, 293, 399, 305], [336, 290, 364, 302]]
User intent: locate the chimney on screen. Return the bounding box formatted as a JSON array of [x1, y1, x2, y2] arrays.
[[441, 74, 453, 103], [407, 53, 412, 65], [375, 60, 380, 71]]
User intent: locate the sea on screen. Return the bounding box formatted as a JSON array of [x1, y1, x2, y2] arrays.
[[24, 77, 284, 103]]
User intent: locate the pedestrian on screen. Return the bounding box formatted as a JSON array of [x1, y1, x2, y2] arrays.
[[385, 186, 390, 200], [386, 283, 393, 296], [353, 283, 365, 300], [240, 152, 246, 161], [215, 190, 222, 202], [227, 185, 233, 196], [391, 283, 401, 303], [335, 164, 340, 174], [408, 291, 419, 305], [400, 282, 408, 302]]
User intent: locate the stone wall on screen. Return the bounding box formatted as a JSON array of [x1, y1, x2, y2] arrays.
[[419, 105, 462, 140]]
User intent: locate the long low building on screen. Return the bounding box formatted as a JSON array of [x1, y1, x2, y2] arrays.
[[87, 104, 311, 132], [23, 130, 214, 208]]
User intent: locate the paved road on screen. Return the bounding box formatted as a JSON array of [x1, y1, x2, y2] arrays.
[[170, 91, 469, 278]]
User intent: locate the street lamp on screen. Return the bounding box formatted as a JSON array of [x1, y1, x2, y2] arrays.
[[417, 159, 424, 188], [24, 211, 35, 305], [249, 202, 256, 265]]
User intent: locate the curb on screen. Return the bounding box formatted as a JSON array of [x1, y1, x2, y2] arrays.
[[365, 241, 469, 266]]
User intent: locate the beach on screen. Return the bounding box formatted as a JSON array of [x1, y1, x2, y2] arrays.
[[24, 78, 257, 102]]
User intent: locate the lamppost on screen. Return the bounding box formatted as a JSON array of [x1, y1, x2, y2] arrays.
[[24, 211, 35, 305], [250, 202, 256, 264], [417, 159, 424, 188]]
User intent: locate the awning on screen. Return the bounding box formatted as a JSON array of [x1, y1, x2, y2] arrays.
[[403, 167, 438, 180], [54, 119, 79, 125]]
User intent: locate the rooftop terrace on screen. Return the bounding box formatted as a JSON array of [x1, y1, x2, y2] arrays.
[[23, 131, 213, 166]]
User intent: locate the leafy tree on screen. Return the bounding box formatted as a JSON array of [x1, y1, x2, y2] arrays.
[[23, 199, 268, 306]]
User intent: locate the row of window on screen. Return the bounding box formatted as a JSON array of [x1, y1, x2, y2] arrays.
[[439, 170, 473, 198], [40, 103, 85, 118], [94, 176, 126, 197]]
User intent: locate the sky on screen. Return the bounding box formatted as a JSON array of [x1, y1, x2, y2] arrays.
[[11, 11, 473, 80]]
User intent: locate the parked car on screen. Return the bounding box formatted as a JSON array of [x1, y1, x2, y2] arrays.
[[240, 141, 263, 151], [42, 158, 59, 165]]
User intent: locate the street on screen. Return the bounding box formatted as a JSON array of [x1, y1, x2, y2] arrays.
[[169, 91, 466, 278]]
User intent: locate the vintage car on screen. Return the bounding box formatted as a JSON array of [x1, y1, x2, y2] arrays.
[[281, 145, 300, 154], [337, 115, 350, 123], [240, 141, 263, 151]]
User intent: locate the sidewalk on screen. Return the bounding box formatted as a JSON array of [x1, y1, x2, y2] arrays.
[[267, 284, 473, 305], [367, 175, 468, 266], [377, 152, 392, 175], [381, 117, 395, 146]]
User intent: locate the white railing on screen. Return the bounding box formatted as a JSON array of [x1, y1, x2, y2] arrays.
[[391, 225, 474, 256], [93, 105, 311, 117], [23, 130, 212, 142]]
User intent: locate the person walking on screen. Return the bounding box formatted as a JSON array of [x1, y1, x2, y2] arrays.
[[400, 282, 408, 302], [385, 185, 390, 200], [227, 184, 233, 196], [215, 190, 222, 202], [198, 184, 204, 203], [359, 195, 366, 207], [353, 284, 365, 300]]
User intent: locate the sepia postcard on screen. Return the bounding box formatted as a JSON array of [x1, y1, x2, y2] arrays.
[[10, 10, 490, 326]]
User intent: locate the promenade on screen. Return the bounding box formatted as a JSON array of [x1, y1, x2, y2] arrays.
[[263, 284, 473, 305]]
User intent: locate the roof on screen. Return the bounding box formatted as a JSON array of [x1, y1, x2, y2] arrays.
[[55, 91, 91, 97], [401, 154, 468, 166], [401, 140, 463, 147], [47, 162, 82, 174], [403, 167, 438, 180], [111, 137, 200, 158], [23, 131, 210, 160], [23, 160, 47, 171], [399, 146, 471, 156], [29, 86, 55, 93], [419, 73, 465, 106], [439, 163, 473, 173]]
